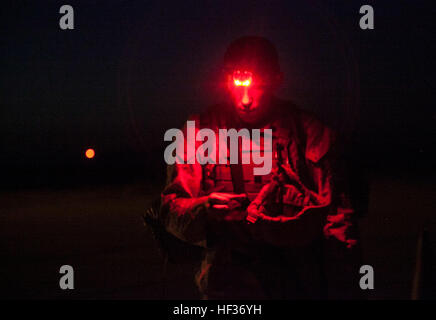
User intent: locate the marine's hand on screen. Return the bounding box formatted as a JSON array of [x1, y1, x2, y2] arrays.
[[206, 192, 248, 221]]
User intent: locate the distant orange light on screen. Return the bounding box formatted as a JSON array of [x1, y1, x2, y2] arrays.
[[85, 148, 95, 159]]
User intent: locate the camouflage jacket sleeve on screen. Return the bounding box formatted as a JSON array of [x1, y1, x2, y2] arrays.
[[160, 116, 208, 247], [302, 114, 358, 248]]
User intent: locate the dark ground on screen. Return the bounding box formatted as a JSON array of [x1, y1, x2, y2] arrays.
[[1, 172, 435, 300]]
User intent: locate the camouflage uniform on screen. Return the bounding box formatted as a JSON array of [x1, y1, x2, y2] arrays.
[[161, 98, 359, 299]]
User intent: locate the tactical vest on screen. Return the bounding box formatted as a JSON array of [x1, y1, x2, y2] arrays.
[[196, 100, 330, 217], [201, 124, 309, 217]]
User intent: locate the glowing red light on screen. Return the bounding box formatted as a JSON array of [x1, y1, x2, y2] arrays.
[[233, 70, 252, 87], [85, 148, 95, 159]]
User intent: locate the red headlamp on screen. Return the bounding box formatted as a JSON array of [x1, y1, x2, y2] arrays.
[[233, 70, 253, 87]]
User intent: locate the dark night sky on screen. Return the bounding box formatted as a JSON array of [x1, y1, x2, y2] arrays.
[[1, 1, 434, 187]]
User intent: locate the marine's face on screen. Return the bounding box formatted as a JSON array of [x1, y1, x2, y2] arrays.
[[226, 69, 273, 124]]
